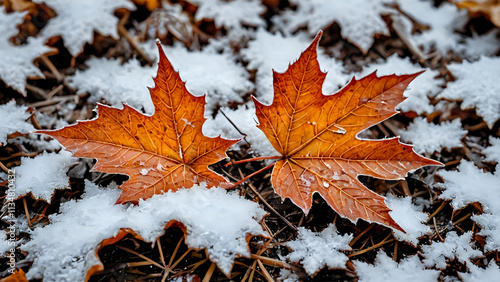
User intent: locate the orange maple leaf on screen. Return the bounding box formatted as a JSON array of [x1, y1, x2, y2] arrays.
[[37, 42, 239, 204], [253, 31, 442, 231]]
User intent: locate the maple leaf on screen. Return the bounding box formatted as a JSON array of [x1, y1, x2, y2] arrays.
[[253, 31, 442, 231], [37, 42, 239, 204]]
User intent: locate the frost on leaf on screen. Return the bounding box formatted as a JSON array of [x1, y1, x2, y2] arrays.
[[37, 42, 239, 204], [0, 7, 54, 96], [421, 231, 482, 269], [66, 57, 156, 114], [0, 101, 35, 145], [241, 29, 348, 105], [285, 224, 352, 275], [142, 40, 254, 115], [14, 151, 78, 203], [399, 118, 467, 154], [438, 56, 500, 128], [253, 32, 442, 231], [33, 0, 136, 56], [358, 54, 443, 114], [21, 181, 267, 281], [274, 0, 393, 54], [188, 0, 265, 30], [354, 250, 440, 282], [385, 194, 431, 245]]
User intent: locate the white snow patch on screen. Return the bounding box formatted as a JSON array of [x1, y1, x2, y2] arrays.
[[241, 29, 349, 104], [386, 194, 431, 245], [399, 118, 466, 154], [484, 137, 500, 163], [421, 231, 482, 269], [471, 213, 500, 252], [437, 161, 500, 252], [0, 230, 10, 256], [438, 56, 500, 128], [277, 269, 300, 282], [142, 40, 254, 115], [460, 30, 500, 60], [285, 224, 352, 275], [22, 181, 267, 281], [398, 0, 468, 54], [0, 101, 35, 145], [274, 0, 393, 53], [437, 161, 500, 215], [189, 0, 265, 30], [203, 103, 279, 158], [33, 0, 136, 56], [14, 151, 78, 203], [66, 57, 156, 114], [358, 54, 443, 114], [459, 260, 500, 282], [0, 8, 54, 95], [354, 250, 440, 282]]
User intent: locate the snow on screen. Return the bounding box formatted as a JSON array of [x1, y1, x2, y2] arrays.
[[399, 118, 466, 154], [0, 230, 10, 255], [357, 54, 443, 114], [240, 29, 349, 104], [22, 181, 267, 281], [189, 0, 265, 30], [420, 231, 482, 269], [203, 103, 279, 158], [33, 0, 136, 56], [484, 137, 500, 163], [285, 224, 352, 275], [461, 30, 500, 60], [14, 151, 78, 203], [398, 0, 468, 54], [0, 101, 35, 145], [438, 56, 500, 128], [274, 0, 393, 53], [277, 269, 300, 282], [385, 194, 431, 245], [142, 40, 254, 114], [354, 250, 440, 282], [437, 161, 500, 215], [471, 213, 500, 252], [66, 57, 156, 114], [0, 7, 54, 95], [459, 260, 500, 282], [437, 161, 500, 252]]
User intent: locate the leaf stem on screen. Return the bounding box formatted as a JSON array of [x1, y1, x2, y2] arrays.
[[225, 156, 281, 166], [229, 162, 276, 188]]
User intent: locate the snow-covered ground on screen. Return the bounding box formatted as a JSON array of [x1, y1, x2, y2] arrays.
[[1, 0, 500, 281]]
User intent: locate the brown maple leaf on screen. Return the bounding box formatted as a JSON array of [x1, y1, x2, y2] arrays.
[[37, 42, 239, 204], [252, 31, 442, 231]]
